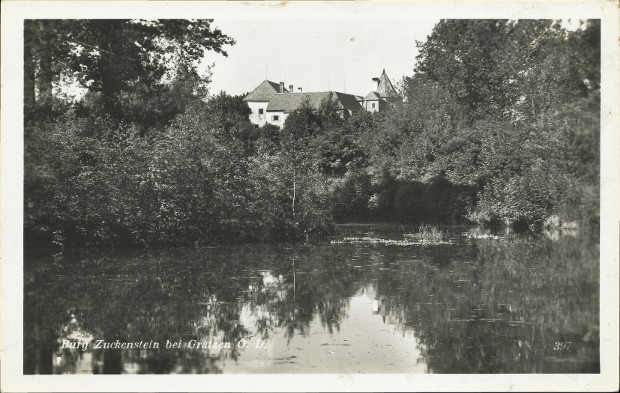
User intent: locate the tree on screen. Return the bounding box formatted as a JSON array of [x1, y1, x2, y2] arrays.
[[414, 20, 512, 122], [24, 19, 235, 129], [400, 19, 600, 227]]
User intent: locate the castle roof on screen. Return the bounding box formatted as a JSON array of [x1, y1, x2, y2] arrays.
[[243, 80, 288, 102], [335, 92, 364, 113], [266, 91, 362, 113], [376, 69, 398, 98]]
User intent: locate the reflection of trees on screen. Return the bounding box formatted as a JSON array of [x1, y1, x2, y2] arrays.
[[25, 233, 599, 374], [25, 247, 260, 374], [370, 235, 599, 373], [243, 246, 364, 343], [24, 251, 69, 374], [25, 244, 365, 374]]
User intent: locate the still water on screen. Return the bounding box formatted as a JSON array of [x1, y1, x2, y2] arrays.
[[24, 225, 599, 374]]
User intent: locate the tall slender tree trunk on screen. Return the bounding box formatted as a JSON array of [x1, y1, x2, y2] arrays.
[[93, 20, 125, 119], [38, 45, 54, 103], [292, 169, 296, 219], [23, 38, 37, 125], [24, 20, 54, 123]]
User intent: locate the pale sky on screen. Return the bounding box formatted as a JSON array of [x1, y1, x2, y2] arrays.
[[204, 19, 439, 97], [57, 15, 584, 101]]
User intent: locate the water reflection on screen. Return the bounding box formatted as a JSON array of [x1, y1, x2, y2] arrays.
[[24, 226, 599, 374]]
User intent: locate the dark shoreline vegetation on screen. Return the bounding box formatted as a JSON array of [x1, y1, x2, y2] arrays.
[[24, 19, 600, 248]]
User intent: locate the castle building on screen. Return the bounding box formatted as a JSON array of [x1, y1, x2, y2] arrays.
[[243, 70, 398, 128]]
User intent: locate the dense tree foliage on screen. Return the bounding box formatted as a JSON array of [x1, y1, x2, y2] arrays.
[[345, 19, 599, 229], [24, 19, 234, 132], [405, 20, 600, 229], [24, 19, 600, 247]]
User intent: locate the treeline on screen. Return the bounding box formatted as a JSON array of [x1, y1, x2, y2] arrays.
[[352, 20, 600, 231], [24, 19, 599, 247]]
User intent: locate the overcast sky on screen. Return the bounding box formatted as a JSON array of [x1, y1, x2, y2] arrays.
[[204, 18, 439, 97]]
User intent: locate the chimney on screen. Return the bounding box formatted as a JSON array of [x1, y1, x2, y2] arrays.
[[279, 82, 285, 93], [289, 84, 293, 92], [372, 77, 380, 91], [298, 87, 302, 93]]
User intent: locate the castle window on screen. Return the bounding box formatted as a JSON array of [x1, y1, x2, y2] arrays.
[[272, 115, 279, 121], [258, 108, 264, 114]]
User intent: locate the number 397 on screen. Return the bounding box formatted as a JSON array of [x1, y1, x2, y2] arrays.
[[553, 342, 572, 350]]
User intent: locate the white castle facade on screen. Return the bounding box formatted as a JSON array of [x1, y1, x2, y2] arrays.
[[243, 70, 399, 128]]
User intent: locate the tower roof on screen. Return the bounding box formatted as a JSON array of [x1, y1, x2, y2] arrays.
[[376, 69, 398, 98]]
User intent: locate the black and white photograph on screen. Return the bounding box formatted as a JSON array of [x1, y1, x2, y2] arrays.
[[1, 1, 618, 391]]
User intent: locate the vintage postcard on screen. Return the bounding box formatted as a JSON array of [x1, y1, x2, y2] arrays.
[[1, 0, 618, 391]]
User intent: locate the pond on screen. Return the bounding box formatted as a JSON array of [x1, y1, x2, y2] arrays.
[[24, 224, 599, 374]]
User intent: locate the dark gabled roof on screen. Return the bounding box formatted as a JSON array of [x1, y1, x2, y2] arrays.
[[376, 69, 398, 98], [243, 80, 288, 102], [334, 92, 363, 113], [266, 91, 362, 113], [363, 91, 382, 100]]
